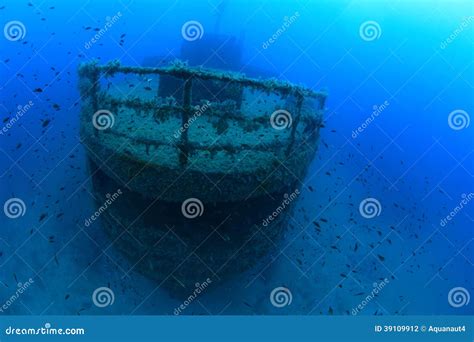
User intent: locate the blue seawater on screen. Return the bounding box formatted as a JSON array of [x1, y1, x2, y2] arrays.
[[0, 0, 472, 315]]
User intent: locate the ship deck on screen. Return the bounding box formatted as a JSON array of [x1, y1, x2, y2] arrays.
[[79, 61, 326, 202]]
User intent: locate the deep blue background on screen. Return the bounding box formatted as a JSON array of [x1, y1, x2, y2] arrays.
[[0, 0, 472, 315]]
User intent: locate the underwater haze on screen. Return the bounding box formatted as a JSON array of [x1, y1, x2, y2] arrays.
[[0, 0, 473, 316]]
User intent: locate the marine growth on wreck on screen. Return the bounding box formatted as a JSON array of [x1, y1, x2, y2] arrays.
[[78, 59, 327, 293]]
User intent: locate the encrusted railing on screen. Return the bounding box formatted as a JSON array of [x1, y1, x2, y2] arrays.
[[78, 60, 326, 165]]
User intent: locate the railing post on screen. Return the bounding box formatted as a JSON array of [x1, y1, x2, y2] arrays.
[[89, 67, 100, 137], [285, 92, 304, 157], [180, 77, 193, 166]]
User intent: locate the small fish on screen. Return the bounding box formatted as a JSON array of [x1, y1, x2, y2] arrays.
[[243, 301, 253, 308]]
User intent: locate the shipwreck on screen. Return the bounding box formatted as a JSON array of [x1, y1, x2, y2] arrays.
[[78, 42, 326, 293]]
